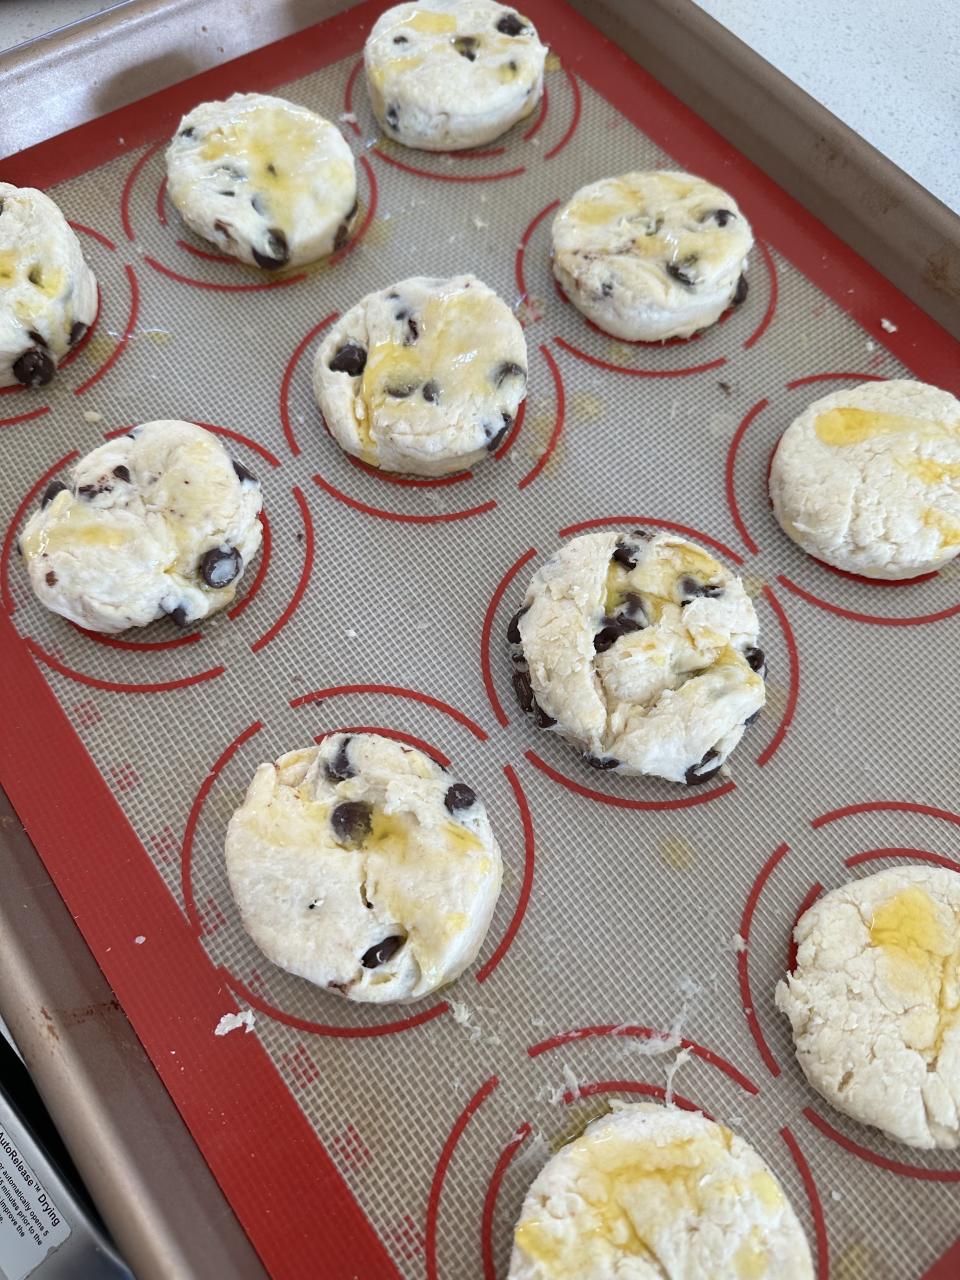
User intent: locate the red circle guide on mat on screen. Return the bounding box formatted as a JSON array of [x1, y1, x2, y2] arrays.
[[2, 1, 959, 1278]]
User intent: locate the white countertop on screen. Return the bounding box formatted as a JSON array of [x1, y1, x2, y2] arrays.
[[0, 1, 957, 210]]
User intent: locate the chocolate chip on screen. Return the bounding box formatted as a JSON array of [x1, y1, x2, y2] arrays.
[[508, 59, 517, 71], [329, 341, 367, 376], [332, 800, 372, 848], [27, 329, 46, 347], [213, 218, 235, 243], [422, 380, 440, 403], [232, 459, 258, 485], [333, 221, 350, 251], [325, 735, 355, 783], [594, 614, 644, 653], [200, 546, 242, 589], [512, 668, 534, 713], [733, 274, 748, 305], [345, 197, 359, 223], [266, 162, 277, 176], [621, 592, 646, 623], [444, 783, 476, 813], [718, 380, 732, 395], [600, 280, 613, 297], [0, 199, 4, 215], [679, 576, 724, 601], [709, 208, 735, 227], [252, 228, 289, 270], [112, 465, 131, 482], [684, 748, 721, 786], [744, 646, 766, 676], [179, 126, 195, 138], [69, 320, 87, 347], [507, 606, 528, 644], [744, 709, 761, 727], [493, 361, 525, 388], [594, 623, 622, 654], [404, 315, 419, 344], [361, 934, 404, 968], [13, 347, 55, 389], [15, 540, 21, 557], [496, 12, 527, 35], [218, 190, 236, 197], [385, 382, 417, 399], [393, 34, 408, 44], [76, 483, 105, 499], [455, 35, 478, 60], [385, 104, 400, 129], [612, 540, 639, 570], [41, 481, 67, 508], [534, 704, 556, 729], [167, 605, 190, 628], [486, 420, 509, 451], [584, 753, 619, 770], [666, 258, 698, 287], [45, 571, 57, 587]]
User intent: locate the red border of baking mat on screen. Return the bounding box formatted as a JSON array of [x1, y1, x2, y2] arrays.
[[3, 3, 960, 1279]]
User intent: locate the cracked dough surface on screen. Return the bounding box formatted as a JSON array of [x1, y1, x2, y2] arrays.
[[511, 530, 765, 783], [0, 183, 98, 388], [166, 93, 357, 269], [364, 1, 546, 150], [508, 1102, 813, 1279], [225, 733, 502, 1004], [551, 170, 753, 342], [20, 420, 262, 633], [776, 864, 960, 1149], [313, 273, 527, 475], [770, 379, 960, 579]]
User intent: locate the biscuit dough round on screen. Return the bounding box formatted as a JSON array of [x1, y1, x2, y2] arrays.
[[314, 274, 527, 476], [508, 1103, 814, 1280], [551, 171, 753, 342], [510, 530, 765, 783], [770, 379, 960, 580], [776, 865, 960, 1149], [225, 733, 503, 1003], [0, 183, 98, 388], [364, 1, 546, 151], [20, 420, 263, 633], [166, 93, 358, 269]]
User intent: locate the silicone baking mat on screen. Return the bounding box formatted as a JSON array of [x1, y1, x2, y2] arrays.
[[2, 2, 960, 1276]]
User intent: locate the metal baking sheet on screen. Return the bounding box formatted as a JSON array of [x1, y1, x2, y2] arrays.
[[2, 2, 959, 1277]]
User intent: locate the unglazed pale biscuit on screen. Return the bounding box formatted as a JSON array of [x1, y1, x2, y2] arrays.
[[552, 171, 753, 342], [225, 733, 502, 1003], [166, 93, 357, 269], [0, 184, 98, 388], [364, 1, 546, 151], [313, 274, 527, 476], [770, 379, 960, 579], [510, 530, 765, 784], [776, 865, 960, 1149], [508, 1103, 814, 1280], [20, 421, 262, 633]]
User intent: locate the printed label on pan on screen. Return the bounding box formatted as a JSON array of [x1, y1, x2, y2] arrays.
[[0, 1125, 71, 1280]]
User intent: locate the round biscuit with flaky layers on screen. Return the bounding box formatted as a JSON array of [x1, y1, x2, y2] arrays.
[[166, 92, 357, 269], [508, 1103, 814, 1279], [0, 183, 98, 388], [551, 170, 753, 342], [313, 274, 527, 476], [364, 1, 546, 151], [20, 420, 262, 633], [225, 733, 502, 1004], [509, 529, 765, 784], [777, 864, 960, 1149], [770, 379, 960, 579]]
